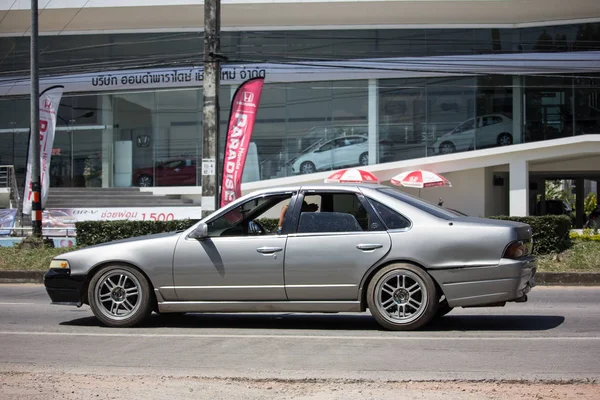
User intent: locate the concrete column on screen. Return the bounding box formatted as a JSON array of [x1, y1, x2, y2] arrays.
[[576, 178, 585, 228], [512, 76, 523, 144], [368, 79, 379, 165], [538, 179, 546, 216], [509, 159, 529, 216], [101, 95, 114, 188]]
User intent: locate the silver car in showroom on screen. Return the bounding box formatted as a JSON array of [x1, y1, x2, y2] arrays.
[[44, 184, 536, 331]]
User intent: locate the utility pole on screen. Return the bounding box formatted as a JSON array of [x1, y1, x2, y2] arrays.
[[30, 0, 42, 237], [201, 0, 221, 218]]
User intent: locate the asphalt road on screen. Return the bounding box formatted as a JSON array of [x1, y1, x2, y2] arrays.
[[1, 284, 599, 382]]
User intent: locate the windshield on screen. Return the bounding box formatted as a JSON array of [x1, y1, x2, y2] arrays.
[[378, 187, 461, 220]]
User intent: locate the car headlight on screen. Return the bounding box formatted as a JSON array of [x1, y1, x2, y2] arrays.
[[49, 259, 70, 269]]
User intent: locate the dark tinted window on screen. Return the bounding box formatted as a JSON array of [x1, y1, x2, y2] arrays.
[[369, 199, 411, 229]]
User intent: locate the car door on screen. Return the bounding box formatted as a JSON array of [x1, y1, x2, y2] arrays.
[[314, 141, 335, 170], [172, 192, 295, 301], [451, 118, 476, 151], [284, 189, 392, 301]]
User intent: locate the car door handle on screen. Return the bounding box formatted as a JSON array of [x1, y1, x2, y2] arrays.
[[256, 246, 283, 254], [356, 244, 383, 251]]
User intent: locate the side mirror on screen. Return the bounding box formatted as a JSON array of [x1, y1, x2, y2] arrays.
[[189, 222, 208, 240]]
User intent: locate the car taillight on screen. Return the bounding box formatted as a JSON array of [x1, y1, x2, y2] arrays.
[[503, 241, 530, 259]]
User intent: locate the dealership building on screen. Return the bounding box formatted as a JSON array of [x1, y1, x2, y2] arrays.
[[1, 0, 600, 226]]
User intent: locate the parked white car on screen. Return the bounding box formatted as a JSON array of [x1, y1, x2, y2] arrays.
[[291, 135, 383, 174], [432, 114, 514, 155]]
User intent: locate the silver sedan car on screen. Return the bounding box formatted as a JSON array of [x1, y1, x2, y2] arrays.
[[44, 184, 536, 331]]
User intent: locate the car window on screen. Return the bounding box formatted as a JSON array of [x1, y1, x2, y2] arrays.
[[368, 199, 411, 229], [297, 192, 383, 233], [318, 143, 333, 152], [482, 116, 503, 126], [455, 119, 475, 133], [207, 193, 293, 237], [163, 160, 183, 169], [377, 187, 460, 220]]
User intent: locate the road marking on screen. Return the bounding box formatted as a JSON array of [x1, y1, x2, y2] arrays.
[[0, 331, 599, 341], [0, 302, 37, 305]]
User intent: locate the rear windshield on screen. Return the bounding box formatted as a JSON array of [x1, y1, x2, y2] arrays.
[[377, 188, 460, 220]]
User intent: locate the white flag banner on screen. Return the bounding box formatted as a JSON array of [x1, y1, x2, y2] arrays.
[[23, 85, 64, 215]]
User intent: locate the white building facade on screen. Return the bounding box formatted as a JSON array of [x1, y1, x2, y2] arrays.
[[1, 0, 600, 222]]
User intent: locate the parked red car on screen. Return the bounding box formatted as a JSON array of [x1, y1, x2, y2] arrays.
[[133, 158, 197, 187]]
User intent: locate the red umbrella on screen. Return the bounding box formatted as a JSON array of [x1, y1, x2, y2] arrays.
[[391, 170, 451, 188], [325, 168, 379, 184]]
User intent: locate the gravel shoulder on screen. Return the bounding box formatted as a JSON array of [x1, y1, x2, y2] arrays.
[[1, 372, 599, 400]]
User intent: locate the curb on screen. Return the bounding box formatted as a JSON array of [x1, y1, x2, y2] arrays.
[[0, 270, 45, 284], [1, 271, 600, 286]]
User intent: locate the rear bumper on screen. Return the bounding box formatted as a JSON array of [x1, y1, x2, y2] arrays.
[[430, 257, 536, 308], [43, 269, 86, 306]]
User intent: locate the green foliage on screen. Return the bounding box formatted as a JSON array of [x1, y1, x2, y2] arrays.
[[75, 219, 200, 247], [536, 240, 600, 272], [570, 229, 600, 242], [256, 218, 279, 232], [584, 192, 597, 215], [0, 246, 72, 271], [488, 215, 572, 255]]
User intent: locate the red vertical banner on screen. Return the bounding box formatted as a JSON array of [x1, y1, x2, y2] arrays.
[[220, 77, 265, 208]]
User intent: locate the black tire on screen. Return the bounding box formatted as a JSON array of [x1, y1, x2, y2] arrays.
[[359, 152, 369, 166], [88, 265, 153, 327], [439, 142, 456, 154], [436, 300, 453, 318], [497, 133, 513, 146], [299, 161, 316, 174], [137, 174, 153, 187], [366, 263, 437, 331]]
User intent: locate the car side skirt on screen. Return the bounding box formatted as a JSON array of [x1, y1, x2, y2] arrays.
[[157, 300, 361, 313]]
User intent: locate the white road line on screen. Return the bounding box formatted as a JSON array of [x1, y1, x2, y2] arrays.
[[0, 331, 599, 341]]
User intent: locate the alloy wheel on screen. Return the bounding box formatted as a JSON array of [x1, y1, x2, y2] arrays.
[[94, 270, 142, 321], [374, 269, 428, 324]]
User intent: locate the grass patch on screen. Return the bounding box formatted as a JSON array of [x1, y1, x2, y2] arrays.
[[537, 241, 600, 272], [0, 246, 74, 271]]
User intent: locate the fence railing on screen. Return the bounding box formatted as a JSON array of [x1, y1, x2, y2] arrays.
[[0, 165, 22, 226]]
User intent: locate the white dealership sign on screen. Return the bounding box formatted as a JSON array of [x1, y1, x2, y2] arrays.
[[2, 51, 600, 97]]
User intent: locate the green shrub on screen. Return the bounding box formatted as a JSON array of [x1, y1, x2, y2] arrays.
[[75, 220, 199, 247], [570, 229, 600, 242], [488, 215, 572, 255], [75, 217, 281, 247]]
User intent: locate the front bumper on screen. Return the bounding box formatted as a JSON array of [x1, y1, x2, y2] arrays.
[[43, 268, 86, 306]]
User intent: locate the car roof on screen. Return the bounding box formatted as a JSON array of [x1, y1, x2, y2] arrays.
[[248, 183, 388, 196]]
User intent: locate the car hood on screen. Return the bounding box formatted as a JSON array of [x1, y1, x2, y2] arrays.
[[85, 231, 183, 249]]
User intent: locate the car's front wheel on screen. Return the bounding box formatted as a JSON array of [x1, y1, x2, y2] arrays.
[[88, 265, 153, 327], [367, 263, 437, 331], [439, 141, 456, 154]]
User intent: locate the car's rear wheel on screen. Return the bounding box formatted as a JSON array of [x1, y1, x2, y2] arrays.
[[300, 161, 316, 174], [88, 265, 153, 327], [137, 174, 153, 187], [497, 133, 513, 146], [359, 152, 369, 166], [367, 263, 437, 331]]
